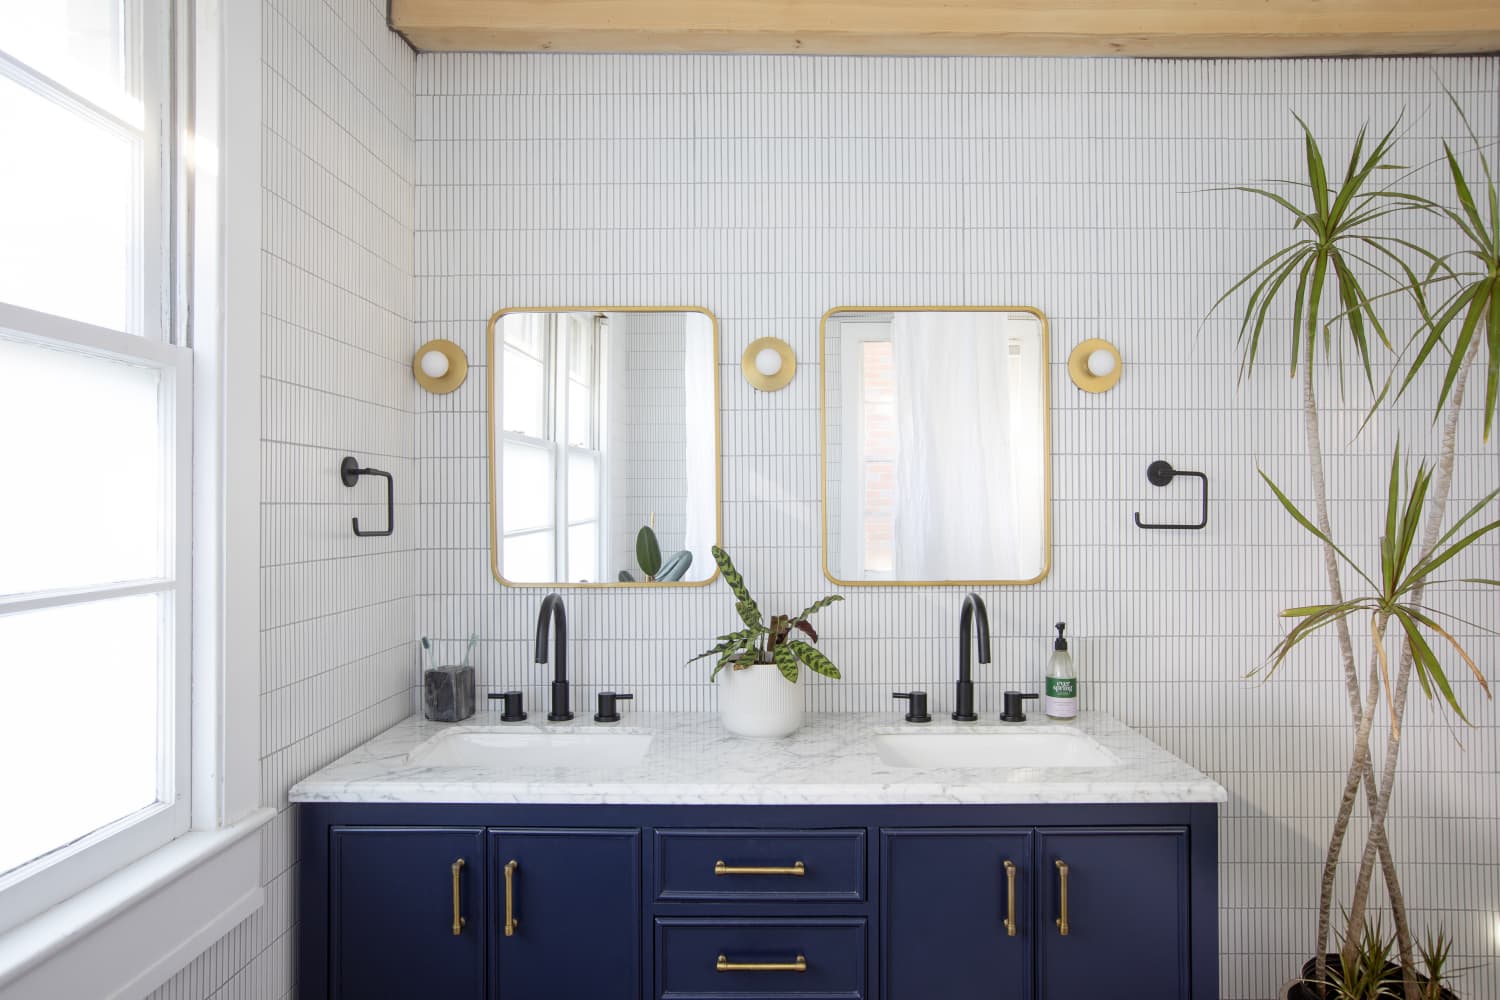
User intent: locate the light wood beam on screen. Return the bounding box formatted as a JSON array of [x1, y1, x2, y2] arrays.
[[390, 0, 1500, 57]]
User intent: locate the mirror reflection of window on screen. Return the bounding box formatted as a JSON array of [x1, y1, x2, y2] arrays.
[[491, 308, 720, 586], [500, 312, 605, 582]]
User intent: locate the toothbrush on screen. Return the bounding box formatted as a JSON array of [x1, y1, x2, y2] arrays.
[[461, 631, 478, 667], [421, 636, 434, 672]]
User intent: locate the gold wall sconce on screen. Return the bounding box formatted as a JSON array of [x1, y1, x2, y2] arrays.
[[1068, 338, 1122, 393], [413, 339, 469, 394], [742, 337, 796, 391]]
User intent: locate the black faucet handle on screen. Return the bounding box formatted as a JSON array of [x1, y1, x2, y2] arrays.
[[488, 690, 528, 722], [892, 691, 932, 724], [594, 691, 633, 724], [999, 690, 1040, 723]]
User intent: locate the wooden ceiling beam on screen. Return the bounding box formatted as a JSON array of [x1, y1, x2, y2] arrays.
[[390, 0, 1500, 57]]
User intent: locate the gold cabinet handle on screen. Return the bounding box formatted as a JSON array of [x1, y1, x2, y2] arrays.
[[1003, 859, 1017, 937], [1055, 859, 1070, 936], [717, 954, 807, 973], [503, 859, 519, 937], [713, 860, 806, 877], [450, 859, 466, 936]]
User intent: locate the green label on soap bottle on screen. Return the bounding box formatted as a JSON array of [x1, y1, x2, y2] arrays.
[[1046, 677, 1076, 698]]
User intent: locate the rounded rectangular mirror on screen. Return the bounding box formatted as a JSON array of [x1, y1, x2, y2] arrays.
[[488, 307, 721, 586], [821, 307, 1050, 585]]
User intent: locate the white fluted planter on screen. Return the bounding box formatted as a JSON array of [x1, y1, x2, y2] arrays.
[[717, 663, 803, 738]]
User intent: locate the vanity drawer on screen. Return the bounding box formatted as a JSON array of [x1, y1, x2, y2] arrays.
[[654, 829, 866, 901], [656, 917, 867, 999]]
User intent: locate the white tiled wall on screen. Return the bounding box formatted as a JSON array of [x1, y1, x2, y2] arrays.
[[413, 53, 1500, 1000], [138, 24, 1499, 999], [146, 0, 415, 998]]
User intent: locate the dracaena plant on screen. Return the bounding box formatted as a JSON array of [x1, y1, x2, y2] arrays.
[[1212, 97, 1500, 1000], [689, 545, 843, 683]]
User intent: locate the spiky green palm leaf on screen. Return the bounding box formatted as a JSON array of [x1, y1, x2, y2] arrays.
[[1396, 95, 1500, 439], [1261, 448, 1500, 721], [1208, 118, 1438, 387]]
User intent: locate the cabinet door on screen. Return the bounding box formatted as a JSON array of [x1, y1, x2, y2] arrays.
[[881, 829, 1033, 1000], [330, 826, 485, 1000], [490, 828, 642, 1000], [1036, 828, 1189, 1000]]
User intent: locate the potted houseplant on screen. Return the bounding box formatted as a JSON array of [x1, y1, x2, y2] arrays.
[[689, 545, 843, 737], [1211, 102, 1500, 1000]]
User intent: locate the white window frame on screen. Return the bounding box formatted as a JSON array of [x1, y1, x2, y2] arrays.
[[837, 318, 897, 582], [0, 0, 190, 934], [0, 0, 269, 994]]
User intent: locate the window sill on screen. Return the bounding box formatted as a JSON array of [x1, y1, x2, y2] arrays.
[[0, 807, 274, 1000]]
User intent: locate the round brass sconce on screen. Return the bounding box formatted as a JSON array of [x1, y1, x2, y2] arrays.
[[413, 339, 469, 394], [1068, 338, 1122, 393], [742, 337, 796, 392]]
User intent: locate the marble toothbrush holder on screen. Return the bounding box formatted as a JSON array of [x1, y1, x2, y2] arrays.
[[423, 665, 476, 722]]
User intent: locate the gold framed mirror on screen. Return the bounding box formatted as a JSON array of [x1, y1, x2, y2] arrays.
[[820, 306, 1051, 586], [487, 307, 721, 587]]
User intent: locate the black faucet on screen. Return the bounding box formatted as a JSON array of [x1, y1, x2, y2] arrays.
[[954, 592, 990, 722], [536, 594, 573, 721]]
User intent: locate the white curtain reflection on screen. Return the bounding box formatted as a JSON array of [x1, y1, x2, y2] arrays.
[[891, 312, 1028, 580]]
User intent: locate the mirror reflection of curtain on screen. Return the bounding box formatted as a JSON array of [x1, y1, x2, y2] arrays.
[[892, 312, 1023, 580], [682, 314, 714, 575]]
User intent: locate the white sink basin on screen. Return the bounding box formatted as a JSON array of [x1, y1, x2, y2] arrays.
[[873, 729, 1119, 769], [407, 729, 653, 769]]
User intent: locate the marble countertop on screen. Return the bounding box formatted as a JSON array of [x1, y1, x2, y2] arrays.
[[289, 711, 1226, 806]]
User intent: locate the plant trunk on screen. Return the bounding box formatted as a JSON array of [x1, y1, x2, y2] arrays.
[[1300, 349, 1383, 987], [1328, 650, 1388, 966], [1347, 335, 1480, 1000]]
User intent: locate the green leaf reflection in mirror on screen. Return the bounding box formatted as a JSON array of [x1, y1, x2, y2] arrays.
[[820, 307, 1051, 586], [487, 307, 722, 587]]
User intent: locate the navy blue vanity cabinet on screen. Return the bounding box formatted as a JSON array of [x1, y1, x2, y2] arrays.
[[881, 829, 1034, 1000], [328, 826, 486, 1000], [1035, 827, 1190, 1000], [489, 828, 642, 1000]]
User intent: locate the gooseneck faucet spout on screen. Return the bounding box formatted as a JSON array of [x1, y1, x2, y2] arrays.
[[535, 593, 573, 721], [954, 592, 990, 722]]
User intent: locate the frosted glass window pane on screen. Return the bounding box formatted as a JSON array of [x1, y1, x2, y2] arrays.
[[501, 441, 554, 532], [0, 594, 161, 877], [503, 348, 546, 438], [503, 531, 554, 582], [0, 338, 165, 595], [567, 523, 598, 582], [0, 76, 138, 333], [0, 1, 131, 113], [567, 452, 599, 521], [567, 318, 594, 383], [501, 312, 546, 358], [566, 381, 593, 448]]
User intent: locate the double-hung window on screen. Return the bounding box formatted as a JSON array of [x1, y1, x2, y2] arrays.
[[0, 0, 191, 934], [499, 312, 606, 583]]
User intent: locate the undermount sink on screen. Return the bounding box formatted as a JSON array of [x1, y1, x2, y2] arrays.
[[873, 729, 1119, 769], [407, 728, 653, 769]]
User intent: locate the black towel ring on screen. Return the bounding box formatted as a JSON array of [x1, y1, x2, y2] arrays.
[[1133, 460, 1208, 530], [341, 456, 394, 537]]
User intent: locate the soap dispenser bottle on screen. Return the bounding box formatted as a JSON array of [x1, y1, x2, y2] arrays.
[[1044, 622, 1078, 721]]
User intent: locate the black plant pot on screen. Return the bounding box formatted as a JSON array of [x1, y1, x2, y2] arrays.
[[1284, 955, 1459, 1000]]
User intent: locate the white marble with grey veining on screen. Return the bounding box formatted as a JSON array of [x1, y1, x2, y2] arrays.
[[289, 711, 1226, 805]]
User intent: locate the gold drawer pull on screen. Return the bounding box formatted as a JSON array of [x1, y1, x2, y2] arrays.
[[1003, 859, 1017, 937], [713, 860, 806, 877], [503, 859, 519, 937], [450, 859, 466, 936], [717, 954, 807, 973], [1055, 859, 1070, 936]]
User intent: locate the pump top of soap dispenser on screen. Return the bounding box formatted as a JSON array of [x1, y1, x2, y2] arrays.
[[1054, 622, 1068, 651]]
